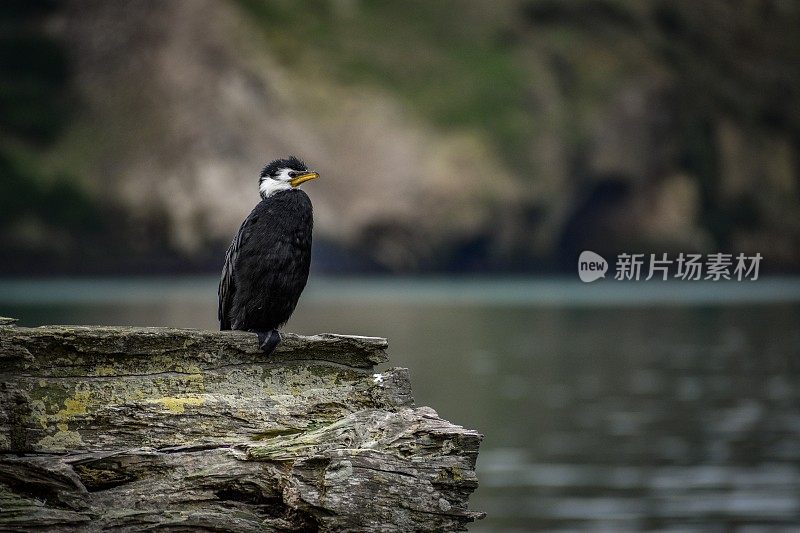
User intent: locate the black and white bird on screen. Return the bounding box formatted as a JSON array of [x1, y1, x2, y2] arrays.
[[218, 156, 318, 353]]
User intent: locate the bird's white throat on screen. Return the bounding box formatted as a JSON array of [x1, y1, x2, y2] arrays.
[[259, 168, 295, 198], [259, 178, 292, 198]]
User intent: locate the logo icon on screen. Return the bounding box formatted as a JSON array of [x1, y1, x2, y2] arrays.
[[578, 250, 608, 282]]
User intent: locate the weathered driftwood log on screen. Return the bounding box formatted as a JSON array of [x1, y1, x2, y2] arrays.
[[0, 320, 483, 531]]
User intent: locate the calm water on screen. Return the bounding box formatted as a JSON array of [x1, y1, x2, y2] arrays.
[[2, 277, 800, 531]]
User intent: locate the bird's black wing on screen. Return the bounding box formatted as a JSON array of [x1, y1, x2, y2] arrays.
[[218, 211, 258, 330]]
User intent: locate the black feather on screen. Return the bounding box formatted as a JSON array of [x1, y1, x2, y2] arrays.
[[218, 188, 313, 331], [259, 156, 307, 179]]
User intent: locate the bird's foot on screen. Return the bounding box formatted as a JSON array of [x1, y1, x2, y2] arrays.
[[254, 329, 281, 355]]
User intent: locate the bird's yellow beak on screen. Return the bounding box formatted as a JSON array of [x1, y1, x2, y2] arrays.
[[290, 172, 319, 187]]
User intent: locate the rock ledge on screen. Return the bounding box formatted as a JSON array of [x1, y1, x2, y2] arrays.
[[0, 321, 483, 531]]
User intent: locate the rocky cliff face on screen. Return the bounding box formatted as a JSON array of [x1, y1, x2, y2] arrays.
[[43, 0, 521, 273], [8, 0, 798, 272]]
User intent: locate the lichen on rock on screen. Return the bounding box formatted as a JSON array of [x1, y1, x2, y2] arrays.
[[0, 322, 483, 531]]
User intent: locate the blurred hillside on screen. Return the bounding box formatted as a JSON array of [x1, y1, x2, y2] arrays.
[[1, 0, 799, 274]]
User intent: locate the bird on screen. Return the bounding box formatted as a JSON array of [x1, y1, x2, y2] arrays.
[[218, 156, 318, 353]]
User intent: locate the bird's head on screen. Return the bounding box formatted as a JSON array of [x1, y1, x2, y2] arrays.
[[259, 156, 319, 199]]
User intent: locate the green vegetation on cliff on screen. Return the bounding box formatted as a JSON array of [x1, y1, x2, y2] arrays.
[[0, 2, 101, 267], [2, 1, 799, 272]]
